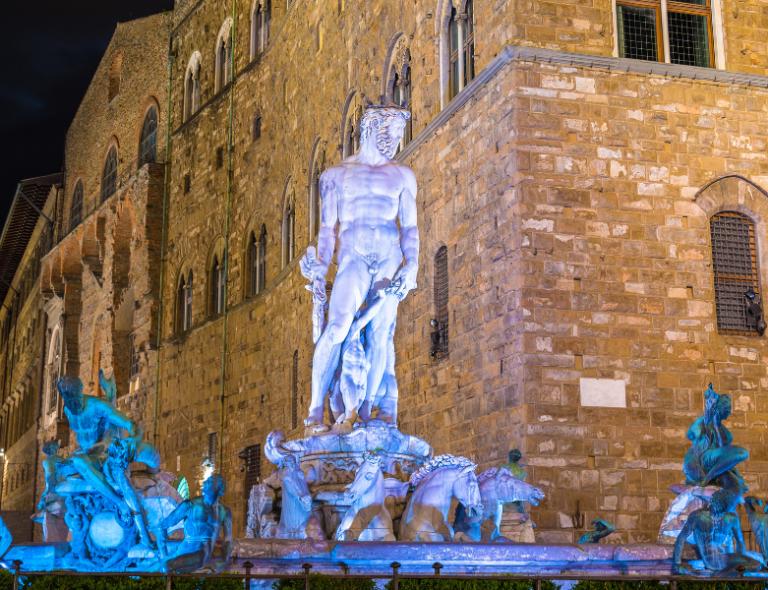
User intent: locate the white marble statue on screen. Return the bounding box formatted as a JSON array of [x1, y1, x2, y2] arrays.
[[245, 482, 277, 539], [334, 451, 395, 542], [300, 104, 418, 434], [275, 455, 323, 540], [400, 455, 483, 542]]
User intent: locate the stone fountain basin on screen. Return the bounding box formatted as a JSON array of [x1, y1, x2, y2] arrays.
[[232, 539, 676, 577]]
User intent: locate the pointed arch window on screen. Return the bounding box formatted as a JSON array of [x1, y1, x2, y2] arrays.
[[343, 106, 362, 158], [101, 146, 118, 202], [70, 181, 83, 231], [138, 106, 158, 166], [246, 228, 267, 298], [282, 196, 296, 268], [176, 271, 194, 334], [447, 0, 476, 101], [210, 254, 226, 316], [389, 52, 413, 149], [710, 211, 763, 335], [215, 33, 232, 92], [45, 328, 63, 414], [184, 57, 202, 122], [309, 152, 323, 239], [251, 0, 271, 58]]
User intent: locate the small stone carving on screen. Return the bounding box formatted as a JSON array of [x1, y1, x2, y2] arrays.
[[156, 474, 232, 573], [302, 104, 418, 434], [683, 384, 748, 495], [745, 496, 768, 562], [246, 483, 277, 539], [333, 451, 395, 541], [275, 455, 322, 540], [454, 466, 545, 542], [400, 455, 483, 542], [673, 488, 762, 575], [578, 519, 616, 544]]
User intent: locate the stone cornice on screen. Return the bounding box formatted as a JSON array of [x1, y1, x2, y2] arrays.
[[398, 45, 768, 161]]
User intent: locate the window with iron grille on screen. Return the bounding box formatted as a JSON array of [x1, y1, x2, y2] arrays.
[[138, 107, 158, 166], [101, 147, 118, 202], [239, 443, 261, 528], [291, 350, 299, 429], [710, 211, 762, 334], [616, 0, 713, 67], [70, 181, 83, 231], [432, 246, 449, 358], [208, 432, 218, 463]]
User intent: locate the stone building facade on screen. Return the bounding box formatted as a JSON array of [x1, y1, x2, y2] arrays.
[[7, 0, 768, 545], [0, 174, 62, 541]]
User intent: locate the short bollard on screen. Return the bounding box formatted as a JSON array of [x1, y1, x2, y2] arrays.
[[302, 562, 312, 590], [391, 561, 401, 590], [432, 562, 443, 576], [166, 573, 173, 590], [12, 560, 21, 590], [243, 560, 254, 590]]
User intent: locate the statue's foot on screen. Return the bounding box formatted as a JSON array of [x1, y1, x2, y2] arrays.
[[332, 420, 354, 435], [304, 419, 330, 436]]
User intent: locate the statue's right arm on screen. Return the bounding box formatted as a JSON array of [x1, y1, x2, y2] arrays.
[[317, 169, 340, 277], [672, 517, 693, 572]]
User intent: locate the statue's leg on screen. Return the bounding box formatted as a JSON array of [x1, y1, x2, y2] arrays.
[[70, 454, 128, 511], [335, 507, 356, 541], [361, 297, 398, 421], [308, 258, 369, 428], [701, 446, 749, 485]]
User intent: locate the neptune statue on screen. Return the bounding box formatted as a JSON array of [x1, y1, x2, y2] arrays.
[[300, 103, 418, 434]]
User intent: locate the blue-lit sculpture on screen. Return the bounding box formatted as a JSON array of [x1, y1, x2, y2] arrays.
[[683, 384, 748, 495], [155, 474, 232, 573], [3, 373, 232, 574], [673, 488, 762, 574], [0, 517, 11, 567], [745, 497, 768, 563], [275, 455, 323, 540], [578, 519, 616, 544]]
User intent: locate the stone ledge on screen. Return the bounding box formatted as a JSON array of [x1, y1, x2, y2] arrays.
[[398, 45, 768, 162]]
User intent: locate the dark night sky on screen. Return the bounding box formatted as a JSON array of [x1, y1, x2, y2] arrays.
[[0, 0, 174, 229]]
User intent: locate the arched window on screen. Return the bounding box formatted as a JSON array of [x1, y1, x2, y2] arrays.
[[176, 271, 194, 334], [210, 253, 226, 316], [258, 225, 267, 290], [710, 211, 763, 334], [246, 228, 267, 298], [389, 50, 413, 149], [431, 246, 449, 358], [70, 181, 83, 231], [291, 350, 299, 429], [251, 1, 271, 58], [446, 0, 476, 101], [101, 146, 118, 202], [183, 54, 202, 122], [138, 106, 158, 166], [308, 149, 324, 239], [45, 327, 63, 415], [343, 106, 362, 158], [215, 19, 233, 93], [282, 194, 296, 268]]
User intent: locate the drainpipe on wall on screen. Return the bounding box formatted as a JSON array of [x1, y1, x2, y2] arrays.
[[218, 0, 238, 471], [152, 24, 176, 448]]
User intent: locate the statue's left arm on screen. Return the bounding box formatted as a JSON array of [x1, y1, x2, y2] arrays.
[[104, 401, 141, 440], [393, 167, 419, 299], [220, 506, 233, 559]]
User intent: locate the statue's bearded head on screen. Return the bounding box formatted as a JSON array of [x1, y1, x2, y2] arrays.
[[360, 106, 411, 159], [58, 376, 84, 413]]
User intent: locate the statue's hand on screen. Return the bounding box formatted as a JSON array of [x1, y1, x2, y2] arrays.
[[300, 247, 328, 283], [388, 265, 417, 301]]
